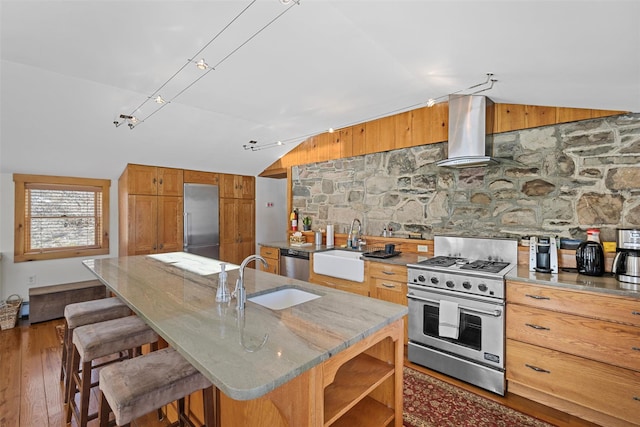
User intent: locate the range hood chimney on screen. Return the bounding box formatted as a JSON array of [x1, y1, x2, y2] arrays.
[[436, 94, 497, 168]]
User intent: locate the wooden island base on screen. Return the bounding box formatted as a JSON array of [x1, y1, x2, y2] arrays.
[[175, 318, 404, 427]]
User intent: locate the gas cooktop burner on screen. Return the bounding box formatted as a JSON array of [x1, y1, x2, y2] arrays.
[[459, 260, 510, 274], [418, 256, 467, 268]]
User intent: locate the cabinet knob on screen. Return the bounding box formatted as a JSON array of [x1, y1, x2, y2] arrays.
[[382, 283, 395, 288], [382, 271, 396, 276]]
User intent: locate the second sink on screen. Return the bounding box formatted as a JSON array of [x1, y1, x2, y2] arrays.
[[312, 250, 365, 282], [248, 287, 321, 310]]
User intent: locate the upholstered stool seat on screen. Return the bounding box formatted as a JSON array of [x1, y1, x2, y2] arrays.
[[67, 315, 159, 427], [99, 347, 218, 427], [61, 297, 132, 402]]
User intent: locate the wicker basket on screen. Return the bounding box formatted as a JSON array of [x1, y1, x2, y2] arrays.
[[0, 294, 23, 330]]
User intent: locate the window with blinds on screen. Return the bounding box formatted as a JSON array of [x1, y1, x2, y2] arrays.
[[14, 174, 110, 262]]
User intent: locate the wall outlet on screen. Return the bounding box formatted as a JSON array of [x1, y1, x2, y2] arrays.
[[28, 274, 37, 285], [417, 245, 429, 253]]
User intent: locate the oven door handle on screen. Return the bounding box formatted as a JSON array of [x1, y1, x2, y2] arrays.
[[407, 293, 503, 317]]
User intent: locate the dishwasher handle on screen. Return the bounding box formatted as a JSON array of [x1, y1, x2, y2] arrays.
[[280, 248, 310, 260]]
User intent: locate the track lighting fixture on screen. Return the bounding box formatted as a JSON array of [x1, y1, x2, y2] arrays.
[[244, 73, 498, 152], [113, 114, 139, 129], [195, 58, 209, 70], [114, 0, 301, 130], [426, 73, 497, 108]]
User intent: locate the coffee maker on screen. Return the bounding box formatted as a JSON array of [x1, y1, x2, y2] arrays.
[[529, 236, 558, 274], [612, 228, 640, 284]]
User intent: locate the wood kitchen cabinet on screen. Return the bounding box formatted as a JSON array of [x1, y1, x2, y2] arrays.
[[259, 245, 279, 274], [119, 164, 184, 256], [220, 173, 255, 199], [368, 262, 409, 345], [124, 164, 183, 196], [505, 281, 640, 427], [219, 318, 404, 427], [219, 197, 255, 265]]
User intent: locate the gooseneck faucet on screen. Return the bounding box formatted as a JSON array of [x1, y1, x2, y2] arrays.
[[233, 254, 268, 311], [348, 218, 362, 249]]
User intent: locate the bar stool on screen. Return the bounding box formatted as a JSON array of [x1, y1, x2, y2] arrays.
[[61, 297, 132, 402], [98, 347, 219, 427], [67, 315, 159, 427]]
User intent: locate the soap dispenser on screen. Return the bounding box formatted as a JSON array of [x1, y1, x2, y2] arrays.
[[216, 263, 230, 302]]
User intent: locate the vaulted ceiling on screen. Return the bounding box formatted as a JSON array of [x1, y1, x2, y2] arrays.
[[2, 1, 639, 180]]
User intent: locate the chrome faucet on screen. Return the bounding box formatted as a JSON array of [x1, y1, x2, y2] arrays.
[[233, 254, 268, 311], [348, 218, 362, 249]]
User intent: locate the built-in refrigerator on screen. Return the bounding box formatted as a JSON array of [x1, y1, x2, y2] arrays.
[[183, 183, 219, 259]]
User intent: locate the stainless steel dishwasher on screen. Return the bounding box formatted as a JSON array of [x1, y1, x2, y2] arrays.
[[279, 248, 310, 281]]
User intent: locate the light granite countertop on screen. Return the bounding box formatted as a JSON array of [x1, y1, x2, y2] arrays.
[[82, 253, 407, 401], [507, 265, 640, 299]]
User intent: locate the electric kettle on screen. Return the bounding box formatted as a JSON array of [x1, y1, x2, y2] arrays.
[[576, 241, 605, 276]]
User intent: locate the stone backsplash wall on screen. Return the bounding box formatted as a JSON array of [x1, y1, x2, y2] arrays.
[[292, 113, 640, 242]]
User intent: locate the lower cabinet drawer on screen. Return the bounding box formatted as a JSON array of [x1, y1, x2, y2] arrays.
[[506, 304, 640, 371], [260, 246, 279, 260], [507, 339, 640, 425]]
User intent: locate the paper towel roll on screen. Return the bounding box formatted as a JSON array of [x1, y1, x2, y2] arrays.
[[326, 224, 334, 247]]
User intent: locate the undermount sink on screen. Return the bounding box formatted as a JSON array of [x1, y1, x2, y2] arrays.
[[248, 287, 321, 310], [312, 250, 365, 282]]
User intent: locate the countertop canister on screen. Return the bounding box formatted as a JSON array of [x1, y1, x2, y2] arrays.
[[326, 224, 334, 247]]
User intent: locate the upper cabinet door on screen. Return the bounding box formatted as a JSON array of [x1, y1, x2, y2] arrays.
[[157, 167, 183, 196], [125, 165, 183, 196], [220, 174, 255, 199], [127, 165, 158, 195]]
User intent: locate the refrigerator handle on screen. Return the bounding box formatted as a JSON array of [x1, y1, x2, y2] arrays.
[[184, 212, 190, 247]]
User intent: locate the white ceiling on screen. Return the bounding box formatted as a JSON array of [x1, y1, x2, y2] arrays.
[[1, 0, 639, 180]]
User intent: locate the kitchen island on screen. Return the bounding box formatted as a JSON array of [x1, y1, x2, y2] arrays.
[[83, 253, 407, 427]]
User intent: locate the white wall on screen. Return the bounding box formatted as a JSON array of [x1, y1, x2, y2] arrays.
[[0, 173, 286, 301], [255, 177, 287, 252], [0, 173, 119, 301]]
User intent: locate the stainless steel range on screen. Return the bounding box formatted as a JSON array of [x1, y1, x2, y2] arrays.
[[407, 235, 518, 395]]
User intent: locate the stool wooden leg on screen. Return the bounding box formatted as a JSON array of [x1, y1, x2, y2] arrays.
[[60, 323, 68, 381], [66, 346, 80, 423], [202, 386, 220, 427], [78, 359, 93, 426], [99, 391, 111, 427]]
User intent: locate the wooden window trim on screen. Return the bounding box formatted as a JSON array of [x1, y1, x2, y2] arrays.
[[13, 174, 110, 262]]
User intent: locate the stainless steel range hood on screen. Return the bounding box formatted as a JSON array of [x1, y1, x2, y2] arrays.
[[436, 94, 497, 168]]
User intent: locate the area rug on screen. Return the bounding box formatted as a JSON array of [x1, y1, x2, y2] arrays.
[[403, 367, 555, 427]]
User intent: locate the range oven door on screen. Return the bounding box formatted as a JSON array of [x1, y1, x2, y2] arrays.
[[407, 283, 504, 369]]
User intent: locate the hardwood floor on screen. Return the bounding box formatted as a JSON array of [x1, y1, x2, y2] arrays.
[[1, 319, 600, 427]]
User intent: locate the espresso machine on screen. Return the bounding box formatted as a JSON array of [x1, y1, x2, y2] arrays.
[[612, 228, 640, 284], [529, 236, 558, 274]]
